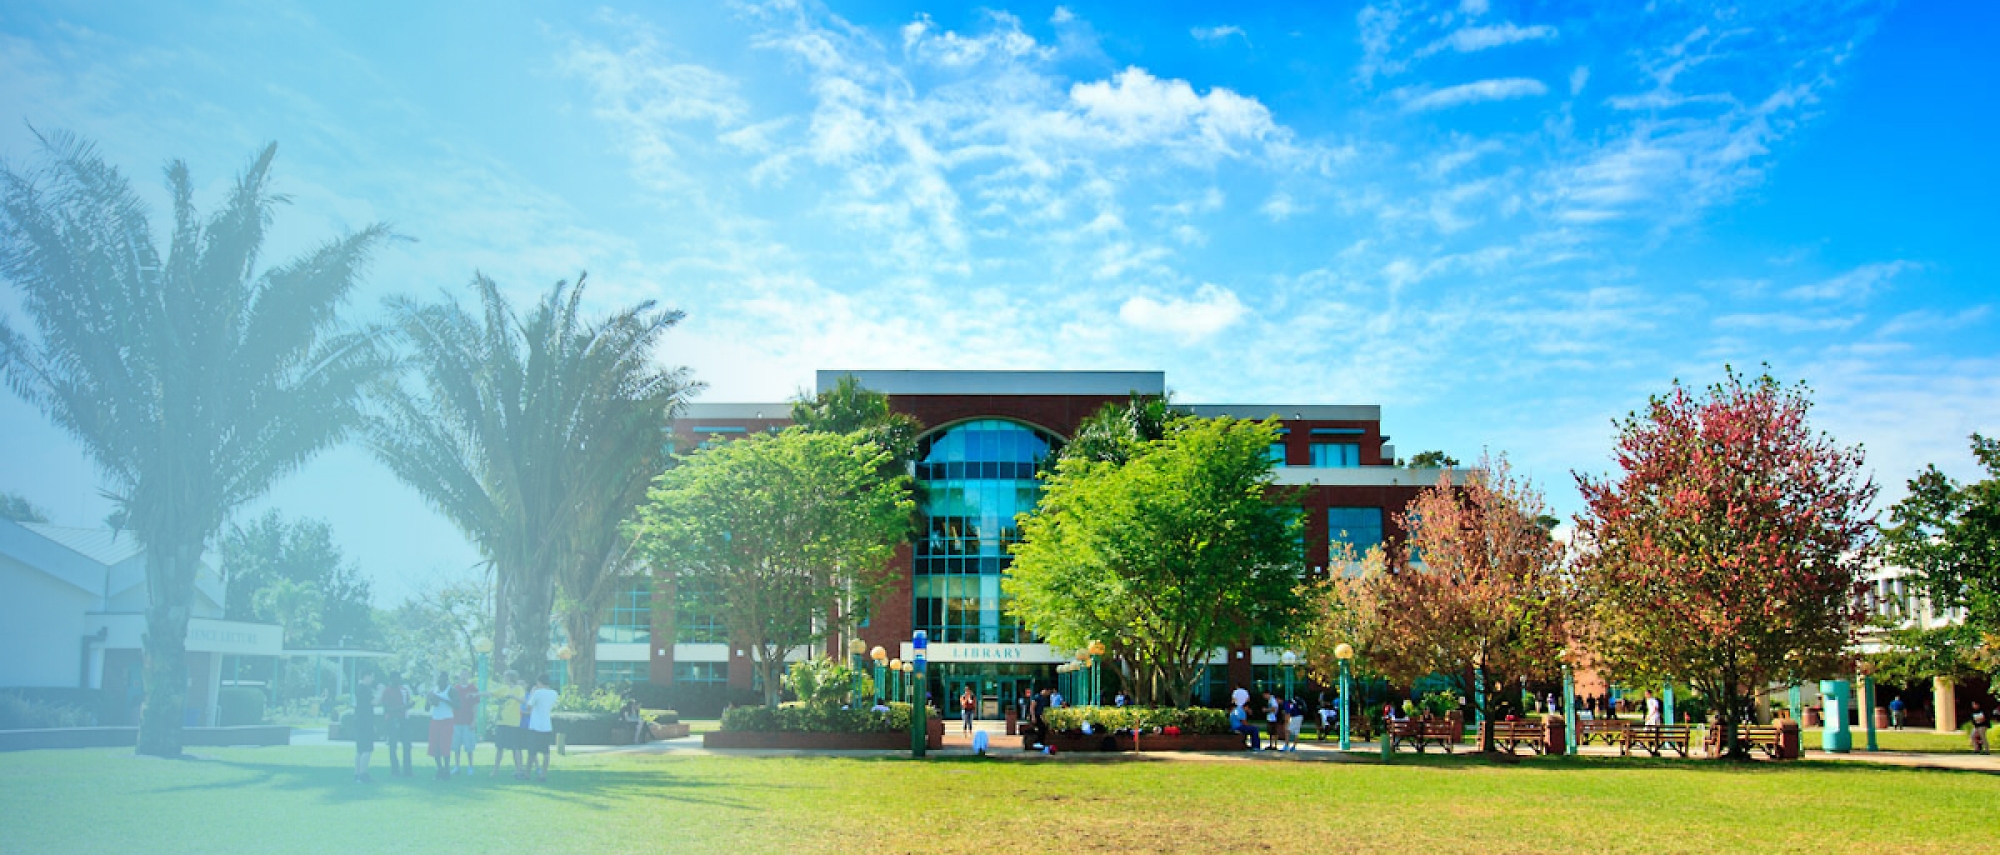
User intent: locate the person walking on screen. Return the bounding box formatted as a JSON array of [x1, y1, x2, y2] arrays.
[[489, 670, 526, 778], [1283, 695, 1304, 752], [522, 674, 559, 782], [1643, 692, 1663, 727], [450, 670, 480, 775], [1888, 695, 1905, 729], [379, 672, 412, 778], [959, 687, 976, 733], [425, 672, 455, 780], [350, 671, 377, 783], [1970, 706, 1990, 754]]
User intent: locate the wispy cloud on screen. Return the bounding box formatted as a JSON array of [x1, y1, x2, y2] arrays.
[[1784, 261, 1918, 301], [1418, 22, 1558, 57], [1190, 25, 1246, 44], [1399, 77, 1548, 112], [1119, 284, 1248, 341]]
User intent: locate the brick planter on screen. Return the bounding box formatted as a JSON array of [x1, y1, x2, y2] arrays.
[[703, 718, 945, 750], [1044, 730, 1250, 752]]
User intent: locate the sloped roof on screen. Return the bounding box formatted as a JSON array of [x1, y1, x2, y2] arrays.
[[17, 523, 145, 566]]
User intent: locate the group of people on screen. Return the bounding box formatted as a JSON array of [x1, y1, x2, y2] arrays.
[[1228, 689, 1306, 752], [347, 668, 560, 784]]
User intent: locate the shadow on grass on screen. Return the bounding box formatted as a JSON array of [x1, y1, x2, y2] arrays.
[[145, 754, 781, 811]]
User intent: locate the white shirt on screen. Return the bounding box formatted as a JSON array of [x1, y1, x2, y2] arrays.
[[428, 690, 454, 721], [524, 687, 559, 732]]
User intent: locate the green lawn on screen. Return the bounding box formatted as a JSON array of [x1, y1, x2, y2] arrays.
[[1798, 727, 1977, 753], [1, 746, 1994, 854]]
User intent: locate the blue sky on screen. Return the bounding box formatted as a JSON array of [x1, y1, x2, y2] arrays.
[[2, 0, 1995, 604]]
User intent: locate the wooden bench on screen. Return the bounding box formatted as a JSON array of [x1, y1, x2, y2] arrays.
[[1705, 724, 1785, 759], [1388, 719, 1458, 753], [1576, 718, 1630, 747], [1487, 720, 1545, 754], [1622, 724, 1693, 757]]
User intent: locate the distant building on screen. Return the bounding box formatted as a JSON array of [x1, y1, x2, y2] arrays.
[[0, 518, 281, 726], [592, 369, 1469, 714], [1855, 561, 1984, 732]]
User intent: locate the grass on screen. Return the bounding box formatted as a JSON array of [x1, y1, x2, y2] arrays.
[[1802, 727, 1978, 753], [1, 747, 1995, 854]]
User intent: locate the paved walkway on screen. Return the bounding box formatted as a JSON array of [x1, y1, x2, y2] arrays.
[[572, 720, 2000, 772]]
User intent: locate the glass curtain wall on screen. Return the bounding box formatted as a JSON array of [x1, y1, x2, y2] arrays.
[[912, 419, 1055, 643]]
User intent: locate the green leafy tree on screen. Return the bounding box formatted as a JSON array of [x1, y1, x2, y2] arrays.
[[382, 571, 492, 683], [1883, 435, 2000, 645], [1057, 392, 1183, 467], [0, 133, 390, 756], [1573, 370, 1877, 758], [219, 510, 376, 648], [790, 374, 921, 469], [1405, 450, 1460, 469], [1008, 416, 1307, 707], [628, 429, 912, 706], [369, 273, 696, 680], [0, 491, 49, 523]]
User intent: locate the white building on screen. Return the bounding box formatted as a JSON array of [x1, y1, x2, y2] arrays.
[[1856, 561, 1977, 732], [0, 518, 281, 726]]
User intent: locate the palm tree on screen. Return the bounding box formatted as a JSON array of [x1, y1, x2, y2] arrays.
[[0, 132, 390, 757], [369, 274, 695, 684]]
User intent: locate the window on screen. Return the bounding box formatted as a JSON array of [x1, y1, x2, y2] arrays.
[[595, 661, 648, 685], [1327, 507, 1384, 559], [676, 579, 727, 643], [912, 420, 1054, 643], [1310, 442, 1360, 467], [1267, 443, 1288, 465], [599, 578, 652, 644], [673, 662, 729, 684]]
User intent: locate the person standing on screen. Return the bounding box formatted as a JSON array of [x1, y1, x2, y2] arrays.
[[450, 670, 481, 775], [488, 670, 526, 779], [959, 687, 976, 733], [1283, 695, 1304, 752], [350, 672, 377, 783], [1888, 695, 1905, 729], [1970, 706, 1990, 754], [522, 674, 560, 782], [379, 672, 412, 778], [1643, 692, 1663, 727], [425, 672, 454, 780]]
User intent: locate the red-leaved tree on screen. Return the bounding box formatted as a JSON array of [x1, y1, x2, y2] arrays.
[[1573, 369, 1877, 758], [1368, 454, 1571, 753]]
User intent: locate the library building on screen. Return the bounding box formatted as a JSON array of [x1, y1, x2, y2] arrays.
[[591, 370, 1466, 716]]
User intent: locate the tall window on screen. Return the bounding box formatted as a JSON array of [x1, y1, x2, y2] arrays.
[[912, 420, 1055, 643], [1310, 442, 1360, 467], [675, 578, 727, 643], [1327, 507, 1384, 559], [599, 578, 652, 644]]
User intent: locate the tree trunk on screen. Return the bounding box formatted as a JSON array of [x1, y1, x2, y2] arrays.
[[563, 607, 600, 694], [508, 571, 556, 678], [136, 538, 201, 758]]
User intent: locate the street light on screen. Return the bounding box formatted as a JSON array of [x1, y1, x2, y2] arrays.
[[1334, 643, 1354, 751], [870, 646, 887, 704], [890, 658, 903, 702], [1558, 647, 1575, 756], [1089, 640, 1105, 706], [1281, 650, 1298, 712], [848, 638, 867, 707]]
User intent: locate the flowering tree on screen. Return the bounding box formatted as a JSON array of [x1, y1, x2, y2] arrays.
[[1573, 369, 1877, 758], [1365, 455, 1571, 752]]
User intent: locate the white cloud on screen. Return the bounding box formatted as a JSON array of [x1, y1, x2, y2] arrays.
[[902, 11, 1050, 67], [1419, 22, 1558, 57], [1118, 284, 1249, 341], [1399, 77, 1548, 112], [1459, 0, 1490, 15], [1784, 261, 1919, 301], [1569, 66, 1589, 96], [1068, 67, 1278, 156], [1191, 25, 1247, 43], [1260, 192, 1309, 221]]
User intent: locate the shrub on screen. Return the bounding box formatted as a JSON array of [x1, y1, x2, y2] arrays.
[[720, 701, 935, 733], [555, 686, 625, 714], [1421, 690, 1460, 718], [1041, 706, 1230, 735], [0, 692, 94, 729], [782, 658, 861, 709], [217, 687, 266, 726]]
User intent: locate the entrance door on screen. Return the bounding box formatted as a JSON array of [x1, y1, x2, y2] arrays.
[[946, 675, 1023, 720]]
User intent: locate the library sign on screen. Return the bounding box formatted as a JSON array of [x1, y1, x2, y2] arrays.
[[904, 643, 1069, 664]]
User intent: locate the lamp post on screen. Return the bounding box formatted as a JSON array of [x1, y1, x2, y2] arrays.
[[889, 658, 903, 702], [1559, 648, 1575, 756], [1088, 640, 1105, 706], [870, 646, 887, 704], [911, 630, 927, 757], [474, 637, 493, 735], [848, 638, 867, 707], [1335, 643, 1354, 752], [557, 645, 574, 690], [1075, 648, 1090, 705], [1280, 650, 1298, 710]]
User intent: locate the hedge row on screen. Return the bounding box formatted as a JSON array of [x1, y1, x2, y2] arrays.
[[720, 702, 937, 734], [1041, 705, 1232, 735]]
